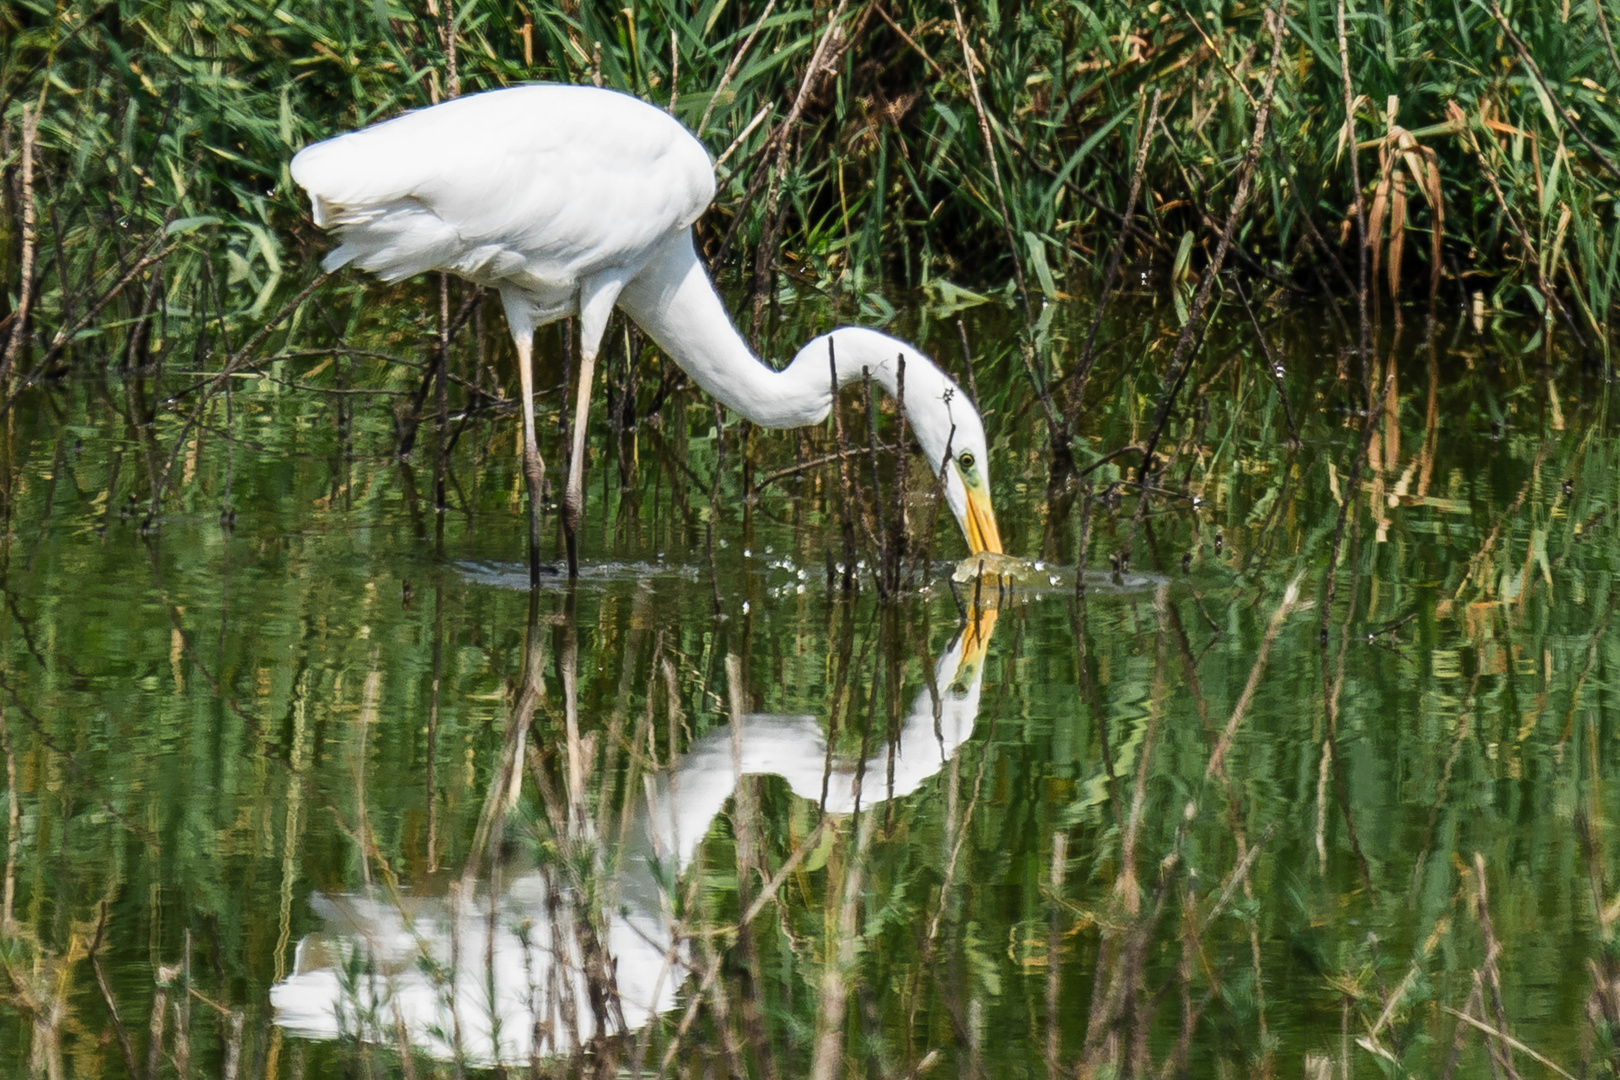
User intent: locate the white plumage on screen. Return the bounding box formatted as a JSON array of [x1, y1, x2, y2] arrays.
[[292, 84, 1002, 577]]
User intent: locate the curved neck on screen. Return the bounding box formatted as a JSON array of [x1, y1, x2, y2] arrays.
[[617, 234, 960, 450]]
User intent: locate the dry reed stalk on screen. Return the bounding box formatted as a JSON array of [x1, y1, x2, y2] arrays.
[[1335, 0, 1373, 380], [726, 653, 781, 1080], [1, 704, 14, 934], [1163, 858, 1208, 1079], [174, 937, 192, 1078], [398, 289, 481, 458], [180, 982, 244, 1080], [1, 237, 179, 422], [809, 810, 877, 1080], [829, 342, 858, 590], [922, 704, 990, 949], [1136, 2, 1285, 488], [955, 317, 980, 404], [697, 0, 778, 137], [353, 656, 379, 890], [467, 601, 544, 864], [1445, 1006, 1573, 1080], [1440, 976, 1488, 1080], [1044, 831, 1067, 1073], [1450, 439, 1553, 601], [1471, 855, 1524, 1080], [744, 0, 854, 337], [121, 252, 165, 371], [714, 104, 772, 168], [426, 587, 445, 872], [1488, 0, 1620, 187], [221, 1011, 244, 1080], [141, 271, 330, 520], [1317, 348, 1395, 652], [1080, 850, 1180, 1074], [1115, 586, 1172, 915], [146, 966, 176, 1080], [892, 354, 912, 588], [561, 608, 593, 844], [440, 0, 458, 98], [1408, 671, 1482, 897], [862, 370, 894, 598], [88, 903, 140, 1077], [752, 442, 895, 493], [1315, 478, 1378, 896], [1204, 572, 1302, 780], [649, 814, 837, 1075], [1594, 0, 1620, 89], [1447, 101, 1583, 347], [0, 103, 37, 385], [0, 669, 162, 847]]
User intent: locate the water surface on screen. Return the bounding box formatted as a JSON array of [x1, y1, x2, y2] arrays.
[[1, 288, 1616, 1077]]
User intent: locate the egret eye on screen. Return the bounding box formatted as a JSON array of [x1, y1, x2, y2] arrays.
[[958, 451, 976, 472]]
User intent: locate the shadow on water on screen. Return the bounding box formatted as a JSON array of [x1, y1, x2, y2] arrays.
[[5, 285, 1620, 1077]]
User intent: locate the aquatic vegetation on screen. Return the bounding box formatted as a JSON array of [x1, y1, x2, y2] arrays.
[[4, 2, 1620, 1078]]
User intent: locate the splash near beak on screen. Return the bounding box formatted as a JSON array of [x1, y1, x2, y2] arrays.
[[964, 485, 1004, 554]]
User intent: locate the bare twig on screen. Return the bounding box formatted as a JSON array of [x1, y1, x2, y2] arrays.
[[697, 0, 779, 137], [1136, 3, 1286, 487], [1444, 1009, 1573, 1080], [1061, 90, 1160, 429]]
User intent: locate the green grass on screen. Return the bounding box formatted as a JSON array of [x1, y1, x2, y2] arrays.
[[6, 0, 1620, 396]]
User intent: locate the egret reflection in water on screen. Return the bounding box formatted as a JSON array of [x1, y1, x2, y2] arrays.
[[269, 606, 998, 1066]]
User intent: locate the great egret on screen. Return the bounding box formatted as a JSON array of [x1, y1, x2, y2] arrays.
[[291, 85, 1003, 581]]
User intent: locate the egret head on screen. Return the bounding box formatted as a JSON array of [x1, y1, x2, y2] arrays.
[[796, 328, 1003, 556], [930, 396, 1003, 556]]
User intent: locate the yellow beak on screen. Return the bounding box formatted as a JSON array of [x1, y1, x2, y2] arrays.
[[963, 484, 1003, 554]]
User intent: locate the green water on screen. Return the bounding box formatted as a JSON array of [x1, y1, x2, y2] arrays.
[[2, 288, 1617, 1078]]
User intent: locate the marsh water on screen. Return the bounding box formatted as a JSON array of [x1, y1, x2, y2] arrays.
[[2, 283, 1617, 1078]]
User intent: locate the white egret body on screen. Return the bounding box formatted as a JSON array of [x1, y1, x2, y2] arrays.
[[291, 85, 1003, 577]]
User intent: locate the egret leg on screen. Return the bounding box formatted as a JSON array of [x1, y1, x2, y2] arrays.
[[562, 346, 597, 578], [515, 334, 546, 589]]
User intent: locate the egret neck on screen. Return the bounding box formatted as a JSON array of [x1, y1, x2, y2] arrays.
[[618, 232, 1003, 555]]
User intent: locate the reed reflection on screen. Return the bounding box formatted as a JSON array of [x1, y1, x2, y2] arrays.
[[269, 604, 999, 1067]]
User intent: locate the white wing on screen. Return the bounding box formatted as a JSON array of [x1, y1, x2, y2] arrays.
[[290, 85, 715, 287]]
